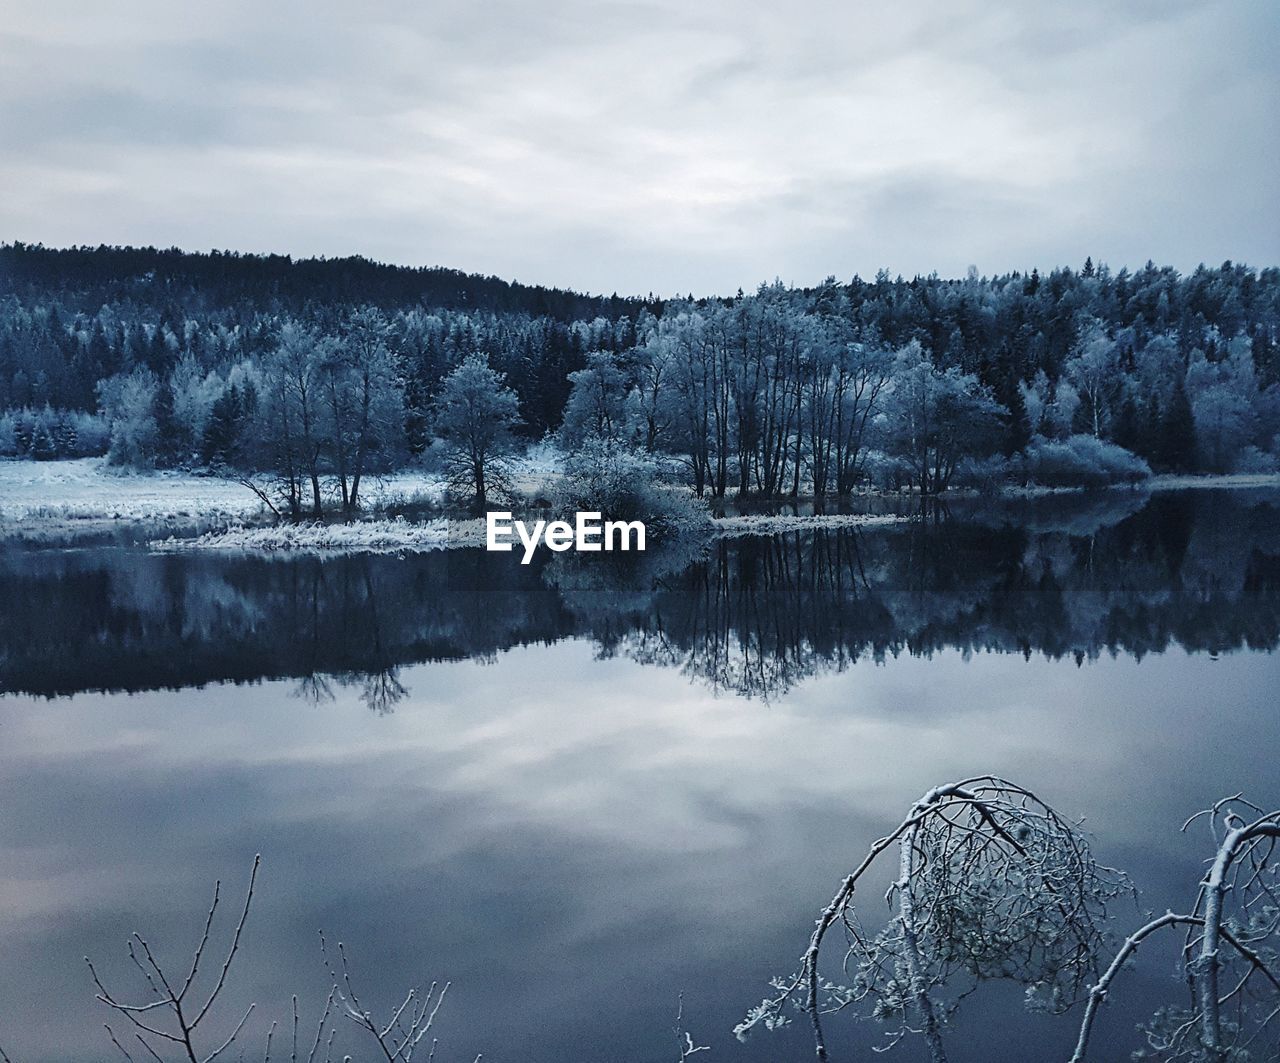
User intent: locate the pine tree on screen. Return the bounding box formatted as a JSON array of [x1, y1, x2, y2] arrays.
[[202, 385, 244, 468], [1158, 377, 1197, 472], [152, 380, 181, 468], [1113, 397, 1142, 453], [999, 379, 1031, 455], [52, 413, 78, 457], [30, 419, 57, 460]]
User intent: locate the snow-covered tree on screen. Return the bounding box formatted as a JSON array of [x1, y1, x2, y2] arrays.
[[432, 353, 521, 514], [878, 342, 1006, 494], [97, 366, 160, 467]]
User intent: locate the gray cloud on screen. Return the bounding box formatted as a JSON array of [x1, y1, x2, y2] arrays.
[[0, 0, 1275, 295]]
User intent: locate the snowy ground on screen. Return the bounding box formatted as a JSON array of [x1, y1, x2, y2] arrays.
[[151, 517, 489, 556], [0, 457, 452, 544], [150, 511, 906, 557], [1148, 472, 1280, 491], [0, 448, 568, 543], [0, 445, 567, 527], [0, 457, 268, 524], [710, 513, 905, 536]]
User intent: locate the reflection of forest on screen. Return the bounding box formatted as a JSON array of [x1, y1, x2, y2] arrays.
[[2, 489, 1277, 700]]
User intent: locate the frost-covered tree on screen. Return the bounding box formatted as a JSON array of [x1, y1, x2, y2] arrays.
[[432, 353, 521, 514], [878, 342, 1006, 494], [1186, 337, 1259, 472], [324, 308, 405, 512], [1072, 796, 1280, 1063], [1065, 319, 1121, 438], [560, 350, 630, 447], [169, 353, 223, 464], [626, 330, 675, 453], [97, 366, 160, 467], [833, 338, 894, 495]]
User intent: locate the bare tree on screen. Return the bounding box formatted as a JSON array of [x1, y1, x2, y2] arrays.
[[1072, 796, 1280, 1062], [78, 857, 475, 1063], [319, 933, 471, 1063], [85, 855, 263, 1063], [735, 777, 1129, 1062]]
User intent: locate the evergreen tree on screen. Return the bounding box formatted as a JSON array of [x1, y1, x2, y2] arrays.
[[29, 418, 57, 460], [1113, 397, 1142, 454], [202, 385, 244, 468], [1158, 377, 1197, 472], [52, 412, 78, 456], [152, 380, 182, 468], [999, 378, 1032, 456]]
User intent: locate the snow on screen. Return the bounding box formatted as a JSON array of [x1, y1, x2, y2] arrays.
[[0, 452, 575, 529], [0, 457, 267, 523], [152, 517, 489, 556], [1148, 473, 1280, 491], [154, 512, 907, 557], [711, 513, 906, 536]]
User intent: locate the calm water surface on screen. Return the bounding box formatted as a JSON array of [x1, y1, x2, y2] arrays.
[[1, 487, 1278, 1062]]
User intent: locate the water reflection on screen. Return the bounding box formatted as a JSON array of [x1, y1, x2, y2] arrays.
[[2, 487, 1278, 699], [0, 488, 1278, 1062]]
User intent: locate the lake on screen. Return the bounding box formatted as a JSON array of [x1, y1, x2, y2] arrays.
[[1, 486, 1278, 1062]]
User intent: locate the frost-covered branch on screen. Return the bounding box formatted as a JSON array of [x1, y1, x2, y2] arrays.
[[736, 776, 1128, 1062], [80, 856, 474, 1063], [1076, 797, 1280, 1062], [319, 932, 461, 1063]]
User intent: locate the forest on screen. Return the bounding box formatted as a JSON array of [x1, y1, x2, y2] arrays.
[[1, 243, 1278, 509]]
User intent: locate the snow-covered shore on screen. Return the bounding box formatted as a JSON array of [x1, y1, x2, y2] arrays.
[[0, 449, 568, 530], [1148, 472, 1280, 491], [151, 517, 489, 555], [3, 457, 1276, 555], [0, 457, 269, 524], [148, 511, 907, 557], [711, 513, 905, 536]]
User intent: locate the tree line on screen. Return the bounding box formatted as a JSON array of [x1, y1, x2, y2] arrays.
[[1, 244, 1277, 506]]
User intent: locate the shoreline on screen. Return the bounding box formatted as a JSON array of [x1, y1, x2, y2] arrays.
[[2, 458, 1278, 553]]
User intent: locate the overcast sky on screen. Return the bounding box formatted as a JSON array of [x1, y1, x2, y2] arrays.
[[1, 0, 1276, 296]]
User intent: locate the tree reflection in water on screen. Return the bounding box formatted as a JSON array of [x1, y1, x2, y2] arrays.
[[1, 487, 1277, 701]]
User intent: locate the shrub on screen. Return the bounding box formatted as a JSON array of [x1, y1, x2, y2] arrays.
[[953, 454, 1018, 494], [862, 449, 914, 491], [553, 437, 708, 538], [1234, 445, 1279, 474], [1022, 434, 1151, 489], [67, 410, 110, 456]]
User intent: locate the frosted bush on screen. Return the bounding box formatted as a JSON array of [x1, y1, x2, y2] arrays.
[[1023, 434, 1150, 489], [553, 437, 709, 538], [952, 454, 1017, 494], [1233, 445, 1279, 474]]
